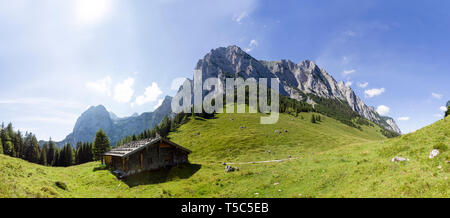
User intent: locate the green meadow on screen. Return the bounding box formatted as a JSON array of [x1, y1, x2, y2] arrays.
[[1, 112, 448, 198]]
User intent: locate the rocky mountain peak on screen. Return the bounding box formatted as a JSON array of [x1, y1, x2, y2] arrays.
[[58, 97, 174, 147], [298, 60, 316, 69], [188, 45, 401, 134], [154, 96, 173, 114], [84, 105, 108, 115]]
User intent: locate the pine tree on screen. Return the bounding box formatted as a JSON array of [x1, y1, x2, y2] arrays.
[[25, 134, 40, 163], [1, 125, 14, 156], [311, 115, 316, 123], [6, 123, 16, 157], [58, 145, 66, 166], [47, 139, 58, 166], [40, 143, 49, 166], [3, 141, 13, 156], [65, 144, 74, 166], [54, 151, 60, 167], [39, 148, 47, 166], [158, 115, 172, 137], [93, 129, 111, 164], [15, 131, 24, 158], [86, 142, 93, 162], [446, 106, 449, 117]]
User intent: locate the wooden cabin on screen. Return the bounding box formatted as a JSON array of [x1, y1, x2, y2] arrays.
[[103, 135, 191, 177]]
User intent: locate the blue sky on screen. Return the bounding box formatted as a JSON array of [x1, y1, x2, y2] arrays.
[[0, 0, 448, 141]]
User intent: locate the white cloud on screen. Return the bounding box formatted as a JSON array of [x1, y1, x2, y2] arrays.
[[85, 76, 112, 96], [345, 81, 353, 87], [439, 106, 447, 112], [431, 93, 443, 99], [133, 82, 163, 106], [171, 77, 187, 91], [113, 77, 135, 103], [376, 105, 390, 116], [398, 117, 410, 121], [233, 11, 248, 24], [357, 82, 369, 88], [365, 88, 385, 98], [245, 39, 258, 52], [342, 69, 355, 76], [153, 98, 164, 110]]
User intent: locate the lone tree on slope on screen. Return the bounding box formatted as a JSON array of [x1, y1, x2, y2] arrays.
[[93, 129, 111, 165]]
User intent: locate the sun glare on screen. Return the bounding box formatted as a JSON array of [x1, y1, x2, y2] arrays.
[[75, 0, 111, 25]]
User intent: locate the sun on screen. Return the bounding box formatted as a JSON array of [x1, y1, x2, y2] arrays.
[[75, 0, 111, 25]]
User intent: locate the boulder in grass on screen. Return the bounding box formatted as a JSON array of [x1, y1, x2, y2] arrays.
[[429, 149, 440, 159], [391, 156, 409, 162], [225, 165, 235, 172]]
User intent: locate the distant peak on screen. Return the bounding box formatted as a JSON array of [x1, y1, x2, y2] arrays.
[[299, 60, 316, 68], [160, 95, 173, 105], [86, 105, 107, 112], [227, 45, 244, 51], [208, 45, 246, 56]]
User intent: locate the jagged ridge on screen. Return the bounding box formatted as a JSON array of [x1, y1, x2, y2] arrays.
[[191, 45, 400, 133]]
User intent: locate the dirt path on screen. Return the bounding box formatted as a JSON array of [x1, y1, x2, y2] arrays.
[[224, 157, 301, 165]]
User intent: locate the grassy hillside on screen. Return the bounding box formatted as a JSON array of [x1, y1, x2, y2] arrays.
[[0, 112, 448, 198]]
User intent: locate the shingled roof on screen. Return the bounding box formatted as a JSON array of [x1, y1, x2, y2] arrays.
[[103, 135, 191, 158]]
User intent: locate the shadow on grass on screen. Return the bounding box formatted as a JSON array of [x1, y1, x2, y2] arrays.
[[123, 163, 202, 188], [93, 165, 109, 172], [193, 115, 217, 121]]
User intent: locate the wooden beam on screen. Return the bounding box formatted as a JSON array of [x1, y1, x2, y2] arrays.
[[140, 152, 143, 169]]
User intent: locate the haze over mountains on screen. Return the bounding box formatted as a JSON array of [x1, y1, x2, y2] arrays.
[[55, 45, 400, 147], [56, 96, 173, 147]]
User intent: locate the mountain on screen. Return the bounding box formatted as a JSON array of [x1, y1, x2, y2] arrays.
[[109, 111, 119, 120], [58, 96, 173, 147], [57, 45, 400, 147], [189, 45, 400, 133]]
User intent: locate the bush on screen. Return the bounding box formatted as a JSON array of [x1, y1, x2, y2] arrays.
[[41, 186, 58, 196], [55, 181, 67, 190], [433, 143, 448, 151]]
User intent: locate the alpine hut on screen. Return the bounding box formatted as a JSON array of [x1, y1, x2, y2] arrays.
[[103, 134, 191, 177]]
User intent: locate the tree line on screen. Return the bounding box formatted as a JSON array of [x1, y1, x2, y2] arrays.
[[0, 123, 111, 167], [446, 101, 449, 117], [116, 112, 192, 147]]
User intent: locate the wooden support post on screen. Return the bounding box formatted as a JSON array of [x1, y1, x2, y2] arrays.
[[140, 152, 143, 169]]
